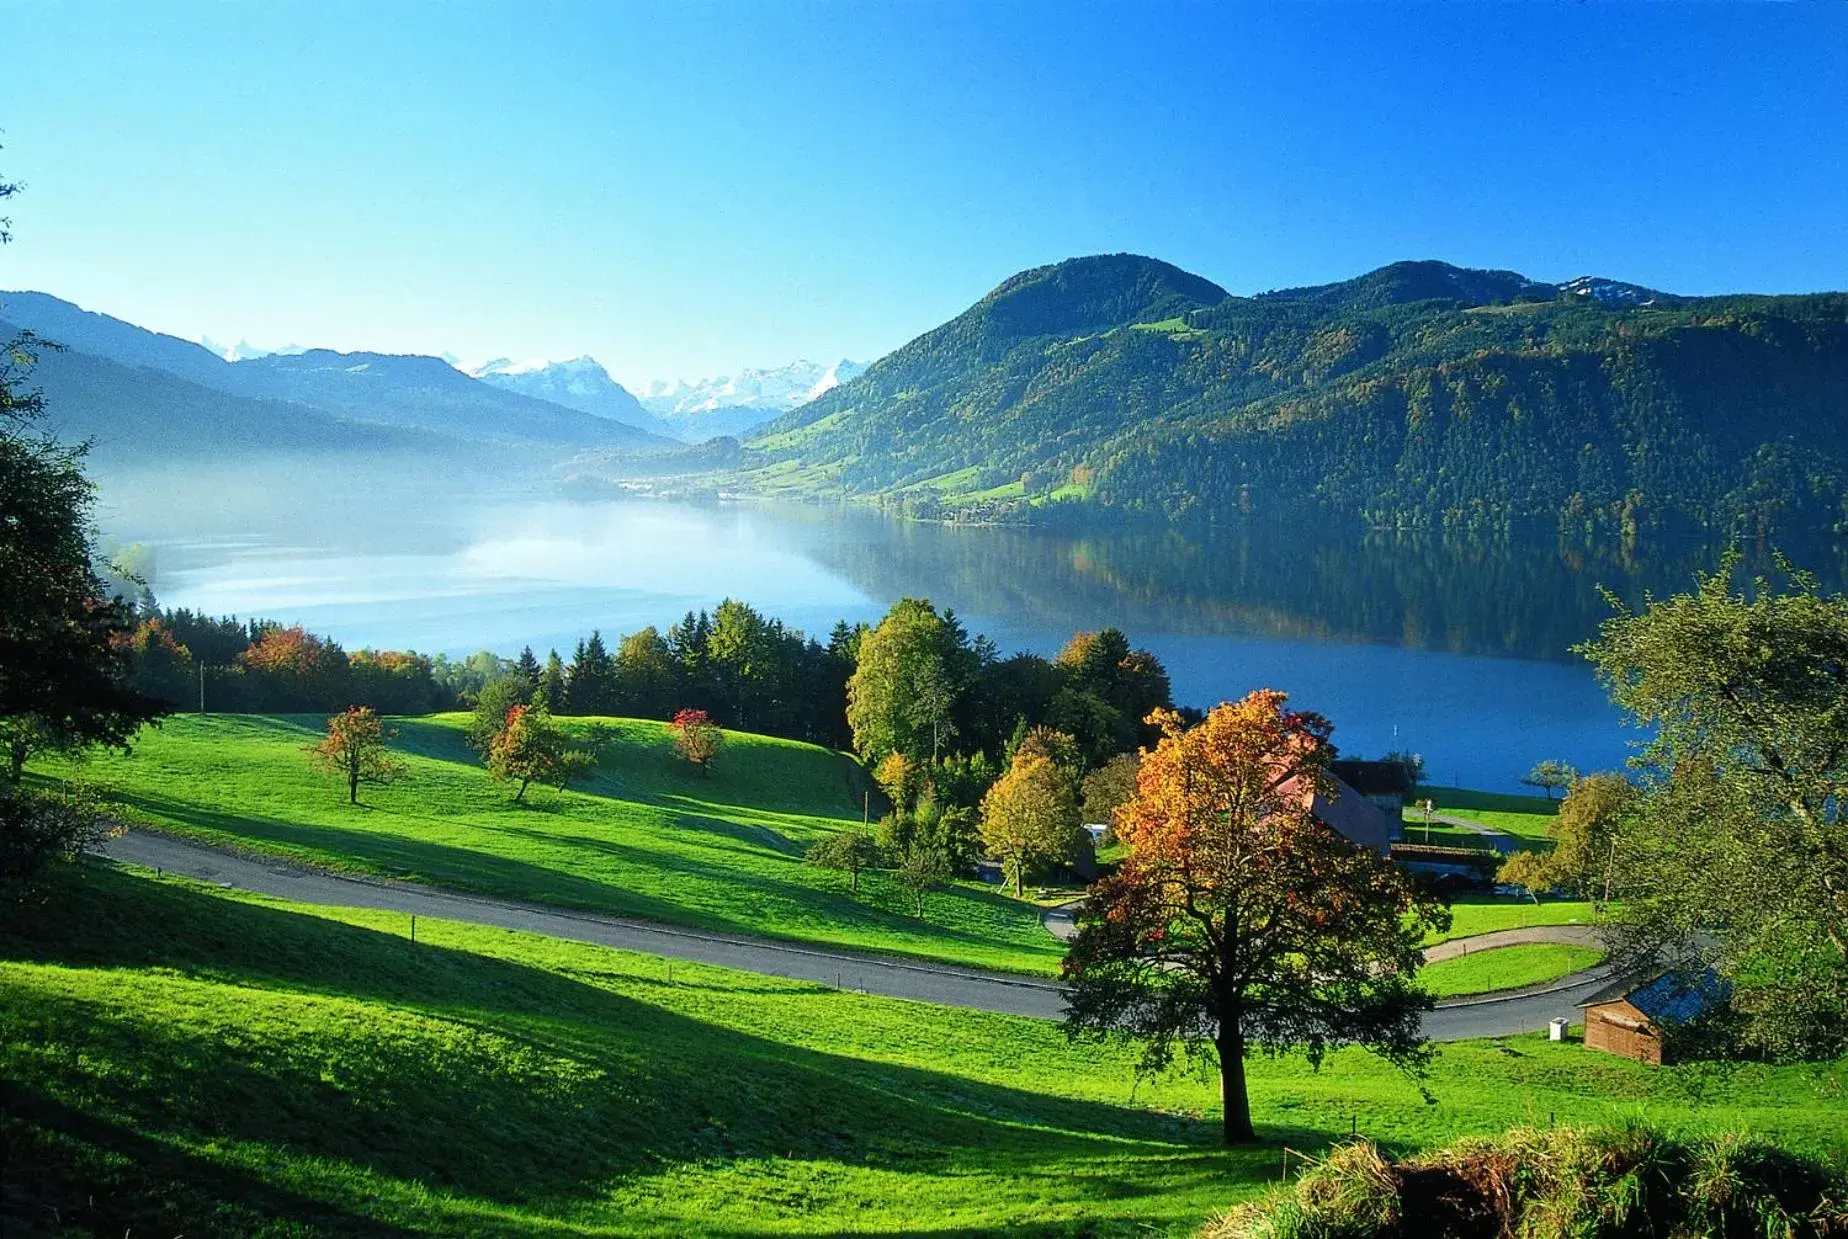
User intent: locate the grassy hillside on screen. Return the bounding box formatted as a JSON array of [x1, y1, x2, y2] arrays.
[[4, 865, 1844, 1237], [41, 713, 1067, 975]]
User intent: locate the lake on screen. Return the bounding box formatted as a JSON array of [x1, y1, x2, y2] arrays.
[[102, 480, 1779, 793]]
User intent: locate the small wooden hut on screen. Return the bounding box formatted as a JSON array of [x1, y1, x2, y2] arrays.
[[1578, 970, 1727, 1066]]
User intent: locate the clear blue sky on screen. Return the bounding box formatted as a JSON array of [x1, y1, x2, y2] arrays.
[[5, 2, 1845, 386]]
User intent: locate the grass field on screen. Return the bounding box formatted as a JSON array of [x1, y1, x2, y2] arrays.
[[1430, 895, 1598, 943], [39, 713, 1066, 976], [4, 863, 1844, 1238], [1420, 943, 1607, 997], [1412, 785, 1560, 849]]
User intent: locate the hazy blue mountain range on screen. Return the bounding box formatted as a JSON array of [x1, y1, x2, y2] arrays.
[[742, 255, 1848, 537], [0, 331, 460, 463], [0, 291, 669, 452]]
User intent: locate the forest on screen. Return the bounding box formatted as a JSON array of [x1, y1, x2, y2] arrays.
[[737, 256, 1848, 538]]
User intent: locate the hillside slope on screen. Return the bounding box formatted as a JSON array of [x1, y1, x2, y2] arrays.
[[45, 713, 1064, 974], [6, 865, 1844, 1236], [743, 256, 1848, 536]]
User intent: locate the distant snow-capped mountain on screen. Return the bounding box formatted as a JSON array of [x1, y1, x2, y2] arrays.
[[468, 355, 666, 436], [199, 335, 304, 362], [637, 359, 866, 439], [639, 358, 866, 414]]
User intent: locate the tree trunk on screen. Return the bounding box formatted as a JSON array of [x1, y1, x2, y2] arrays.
[[348, 766, 359, 804], [1014, 861, 1024, 898], [515, 777, 530, 804], [7, 736, 26, 784], [1218, 1019, 1255, 1144]]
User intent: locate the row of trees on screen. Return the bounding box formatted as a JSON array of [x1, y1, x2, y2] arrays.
[[309, 701, 726, 808]]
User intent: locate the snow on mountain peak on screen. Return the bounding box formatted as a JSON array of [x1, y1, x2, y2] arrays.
[[199, 335, 304, 362], [637, 358, 865, 417], [1556, 276, 1672, 306]]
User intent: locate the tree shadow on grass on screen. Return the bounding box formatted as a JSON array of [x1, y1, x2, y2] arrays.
[[548, 831, 1059, 961], [1, 864, 1309, 1234], [108, 787, 722, 927], [1, 1085, 428, 1239], [112, 788, 1060, 971]]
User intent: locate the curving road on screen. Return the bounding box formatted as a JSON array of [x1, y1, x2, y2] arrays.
[[97, 830, 1607, 1039]]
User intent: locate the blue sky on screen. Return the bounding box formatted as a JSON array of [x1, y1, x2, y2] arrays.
[[5, 2, 1845, 386]]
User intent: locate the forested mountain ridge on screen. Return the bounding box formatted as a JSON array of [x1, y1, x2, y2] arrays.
[[742, 255, 1848, 536]]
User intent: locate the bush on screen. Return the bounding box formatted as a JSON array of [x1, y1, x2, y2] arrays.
[[1202, 1124, 1848, 1239]]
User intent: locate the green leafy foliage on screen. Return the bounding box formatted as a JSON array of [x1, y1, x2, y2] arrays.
[[1582, 556, 1848, 1059]]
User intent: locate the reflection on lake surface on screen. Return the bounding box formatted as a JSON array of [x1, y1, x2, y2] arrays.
[[106, 486, 1835, 793]]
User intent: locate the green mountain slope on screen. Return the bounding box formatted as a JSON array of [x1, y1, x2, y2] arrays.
[[744, 255, 1848, 536]]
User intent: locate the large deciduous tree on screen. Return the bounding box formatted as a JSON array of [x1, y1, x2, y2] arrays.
[[978, 748, 1081, 896], [307, 706, 406, 805], [1547, 772, 1636, 908], [846, 599, 976, 764], [1580, 557, 1848, 1057], [614, 626, 679, 719], [1062, 692, 1444, 1145], [1521, 759, 1578, 802]]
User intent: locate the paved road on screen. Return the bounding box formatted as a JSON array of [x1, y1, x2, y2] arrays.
[[98, 830, 1605, 1039]]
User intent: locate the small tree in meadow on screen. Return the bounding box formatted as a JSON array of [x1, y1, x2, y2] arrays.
[[806, 829, 881, 895], [308, 706, 406, 805], [670, 708, 725, 773], [487, 704, 594, 803], [1521, 759, 1579, 802], [897, 843, 952, 917], [1497, 849, 1556, 905]]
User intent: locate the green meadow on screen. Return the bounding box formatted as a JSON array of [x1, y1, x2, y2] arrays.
[[4, 864, 1844, 1238], [48, 713, 1065, 975], [1409, 785, 1561, 849], [1420, 943, 1607, 997], [1431, 895, 1598, 943]]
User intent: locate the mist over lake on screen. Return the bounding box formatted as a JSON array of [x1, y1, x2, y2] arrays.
[[94, 469, 1787, 793]]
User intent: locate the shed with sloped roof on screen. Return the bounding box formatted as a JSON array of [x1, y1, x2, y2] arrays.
[[1577, 970, 1728, 1066]]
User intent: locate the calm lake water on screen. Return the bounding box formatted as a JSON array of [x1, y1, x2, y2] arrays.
[[103, 477, 1798, 793]]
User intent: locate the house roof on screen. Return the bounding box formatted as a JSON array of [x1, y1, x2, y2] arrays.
[[1330, 759, 1415, 798], [1306, 774, 1395, 854], [1579, 968, 1730, 1022]]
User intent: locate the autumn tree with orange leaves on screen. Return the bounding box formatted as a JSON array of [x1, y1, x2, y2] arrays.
[[307, 706, 406, 805], [1061, 690, 1447, 1145]]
